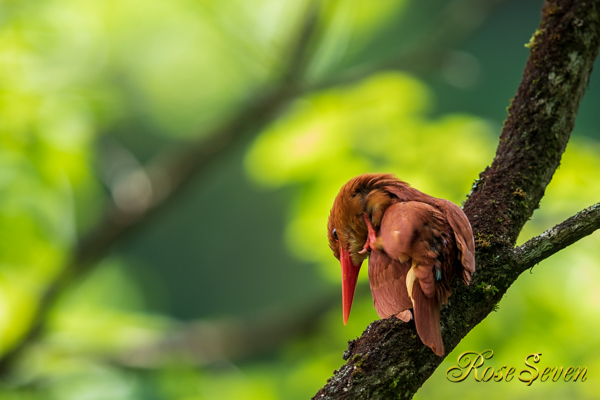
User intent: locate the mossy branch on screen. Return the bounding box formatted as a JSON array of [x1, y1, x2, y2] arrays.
[[514, 202, 600, 272], [314, 1, 600, 398]]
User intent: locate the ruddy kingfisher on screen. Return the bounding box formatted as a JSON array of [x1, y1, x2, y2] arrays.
[[327, 173, 475, 356]]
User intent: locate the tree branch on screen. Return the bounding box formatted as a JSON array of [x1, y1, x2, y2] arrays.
[[514, 202, 600, 271], [312, 0, 507, 90], [314, 1, 600, 398], [113, 291, 340, 368]]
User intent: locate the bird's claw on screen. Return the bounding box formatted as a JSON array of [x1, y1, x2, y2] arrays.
[[359, 213, 378, 254]]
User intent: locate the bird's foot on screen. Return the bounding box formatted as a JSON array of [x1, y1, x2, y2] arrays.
[[358, 213, 378, 254], [395, 310, 413, 322]]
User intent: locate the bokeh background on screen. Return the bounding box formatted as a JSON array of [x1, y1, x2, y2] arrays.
[[1, 0, 599, 398]]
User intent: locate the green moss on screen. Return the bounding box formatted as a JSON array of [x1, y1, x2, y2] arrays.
[[475, 282, 499, 297], [525, 28, 545, 48], [475, 232, 494, 249]]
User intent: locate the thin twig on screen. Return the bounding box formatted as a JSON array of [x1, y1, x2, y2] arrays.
[[514, 202, 600, 271]]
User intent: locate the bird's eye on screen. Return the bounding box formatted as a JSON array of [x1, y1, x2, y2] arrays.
[[333, 228, 338, 240]]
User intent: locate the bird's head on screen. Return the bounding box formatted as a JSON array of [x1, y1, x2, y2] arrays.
[[327, 173, 410, 324]]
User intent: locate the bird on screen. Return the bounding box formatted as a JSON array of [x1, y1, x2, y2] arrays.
[[327, 173, 475, 356]]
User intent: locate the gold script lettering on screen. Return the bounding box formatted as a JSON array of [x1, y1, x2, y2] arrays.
[[551, 366, 564, 382], [540, 367, 551, 382], [482, 366, 495, 382], [494, 365, 507, 382], [519, 353, 541, 386], [564, 367, 574, 382], [505, 367, 515, 382], [446, 350, 494, 382], [573, 367, 587, 382]]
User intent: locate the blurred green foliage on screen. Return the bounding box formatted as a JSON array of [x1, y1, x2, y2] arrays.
[[0, 2, 96, 352], [246, 72, 495, 281], [0, 0, 599, 399]]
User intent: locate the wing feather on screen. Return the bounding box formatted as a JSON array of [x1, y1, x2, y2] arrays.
[[368, 251, 412, 320], [412, 281, 444, 356], [437, 199, 476, 284], [378, 202, 447, 298], [383, 184, 475, 285]]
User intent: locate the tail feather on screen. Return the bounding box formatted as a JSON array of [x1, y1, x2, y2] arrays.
[[412, 282, 444, 356]]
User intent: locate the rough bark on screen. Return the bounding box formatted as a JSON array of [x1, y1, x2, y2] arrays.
[[314, 1, 600, 398], [514, 202, 600, 271]]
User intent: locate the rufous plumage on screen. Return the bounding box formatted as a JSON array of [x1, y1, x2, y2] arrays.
[[327, 173, 475, 356]]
